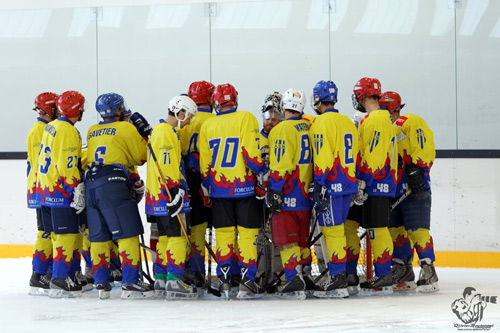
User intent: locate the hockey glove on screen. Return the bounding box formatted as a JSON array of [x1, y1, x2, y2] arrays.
[[351, 179, 368, 206], [199, 183, 212, 208], [167, 187, 185, 217], [255, 171, 269, 200], [70, 182, 86, 214], [405, 164, 425, 193], [266, 190, 283, 214], [130, 112, 152, 138], [131, 179, 145, 204], [310, 182, 328, 214]]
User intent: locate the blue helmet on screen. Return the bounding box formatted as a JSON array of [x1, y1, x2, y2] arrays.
[[312, 80, 338, 113], [95, 93, 125, 118]]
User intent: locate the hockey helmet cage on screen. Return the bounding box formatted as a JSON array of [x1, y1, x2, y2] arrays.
[[57, 91, 85, 118], [261, 92, 284, 120]]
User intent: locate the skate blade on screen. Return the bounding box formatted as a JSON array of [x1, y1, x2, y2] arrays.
[[313, 288, 349, 299], [360, 286, 393, 296], [154, 290, 165, 297], [347, 286, 359, 296], [165, 291, 198, 300], [28, 287, 49, 296], [236, 291, 264, 299], [120, 290, 155, 299], [393, 281, 417, 292], [197, 288, 205, 298], [49, 289, 83, 298], [82, 284, 94, 292], [99, 290, 110, 300], [305, 290, 314, 298], [416, 283, 439, 293], [276, 291, 306, 300]]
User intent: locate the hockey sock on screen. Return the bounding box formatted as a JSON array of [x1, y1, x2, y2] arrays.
[[32, 230, 52, 274], [369, 227, 393, 277], [237, 226, 259, 281], [280, 245, 301, 282], [408, 228, 435, 262], [110, 241, 120, 272], [69, 233, 84, 277], [155, 235, 169, 277], [215, 226, 237, 277], [189, 222, 208, 273], [300, 247, 312, 267], [82, 230, 92, 269], [230, 233, 240, 277], [52, 233, 78, 280], [322, 225, 347, 276], [389, 226, 412, 260], [344, 219, 360, 274], [166, 236, 187, 278], [117, 236, 141, 284], [91, 241, 111, 284]]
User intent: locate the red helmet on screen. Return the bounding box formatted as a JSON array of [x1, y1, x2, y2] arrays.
[[34, 92, 58, 118], [213, 83, 238, 112], [57, 91, 85, 118], [188, 81, 215, 105], [353, 77, 382, 103], [379, 91, 405, 114]]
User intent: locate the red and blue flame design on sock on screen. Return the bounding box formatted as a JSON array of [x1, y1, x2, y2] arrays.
[[238, 249, 257, 281], [415, 237, 435, 262], [345, 247, 359, 275], [327, 251, 347, 276], [120, 250, 140, 284], [373, 248, 392, 277], [284, 254, 300, 282], [393, 233, 412, 260], [33, 249, 51, 275], [52, 246, 72, 279], [166, 249, 185, 277], [92, 252, 110, 284]]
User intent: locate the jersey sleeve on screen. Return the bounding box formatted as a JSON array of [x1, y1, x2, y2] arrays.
[[401, 116, 435, 169], [269, 123, 296, 191], [54, 126, 82, 194], [198, 121, 211, 188], [241, 113, 266, 175], [124, 124, 148, 168]]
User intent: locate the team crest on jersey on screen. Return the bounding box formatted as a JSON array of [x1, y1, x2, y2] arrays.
[[369, 131, 380, 153], [416, 128, 426, 149], [314, 134, 323, 152], [274, 139, 286, 163]]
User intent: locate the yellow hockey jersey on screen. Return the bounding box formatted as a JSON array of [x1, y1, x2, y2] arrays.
[[27, 118, 49, 208], [302, 113, 316, 127], [179, 107, 215, 172], [199, 109, 266, 198], [394, 114, 435, 196], [36, 118, 82, 207], [269, 116, 313, 210], [146, 120, 190, 215], [310, 109, 358, 196], [357, 109, 397, 196]]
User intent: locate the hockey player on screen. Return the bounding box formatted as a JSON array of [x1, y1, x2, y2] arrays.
[[309, 80, 358, 298], [27, 92, 59, 295], [266, 88, 313, 299], [199, 83, 267, 299], [36, 90, 86, 298], [379, 91, 439, 293], [179, 81, 216, 289], [146, 95, 198, 299], [259, 91, 283, 161], [351, 78, 397, 295], [85, 93, 152, 299]]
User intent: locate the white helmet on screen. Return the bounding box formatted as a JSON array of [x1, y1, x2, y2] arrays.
[[282, 88, 306, 114], [168, 95, 198, 128]]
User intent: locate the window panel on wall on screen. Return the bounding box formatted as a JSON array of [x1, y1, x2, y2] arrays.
[[96, 4, 209, 124], [0, 8, 98, 151], [210, 0, 330, 124], [330, 0, 457, 149], [456, 0, 500, 149]]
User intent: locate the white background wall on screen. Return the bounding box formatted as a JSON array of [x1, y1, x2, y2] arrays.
[[1, 158, 499, 253], [1, 0, 500, 151]]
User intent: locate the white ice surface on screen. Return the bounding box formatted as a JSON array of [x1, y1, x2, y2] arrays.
[[2, 258, 499, 333]]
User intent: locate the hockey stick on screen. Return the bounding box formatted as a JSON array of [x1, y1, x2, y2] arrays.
[[147, 141, 221, 297], [207, 226, 213, 294], [140, 234, 153, 283]]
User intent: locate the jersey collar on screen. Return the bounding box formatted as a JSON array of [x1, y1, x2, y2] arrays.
[[323, 108, 339, 114], [260, 129, 269, 139], [159, 119, 178, 133], [58, 117, 75, 126], [37, 117, 49, 124], [287, 115, 302, 121], [99, 119, 118, 125], [217, 108, 236, 116], [198, 107, 213, 113]]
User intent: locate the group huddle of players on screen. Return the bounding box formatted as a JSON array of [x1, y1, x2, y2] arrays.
[[26, 78, 439, 300]]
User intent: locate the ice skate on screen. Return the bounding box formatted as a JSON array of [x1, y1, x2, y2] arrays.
[[28, 272, 50, 296], [49, 277, 83, 298], [184, 269, 206, 298], [302, 265, 316, 298], [109, 269, 123, 288], [121, 280, 154, 299], [218, 265, 233, 300], [276, 274, 306, 300], [347, 274, 359, 296], [166, 279, 198, 300], [416, 258, 439, 293], [96, 283, 112, 300], [75, 271, 93, 292], [392, 257, 416, 292], [313, 272, 349, 299], [154, 279, 166, 297], [84, 266, 94, 284], [237, 268, 264, 299], [359, 275, 393, 296]]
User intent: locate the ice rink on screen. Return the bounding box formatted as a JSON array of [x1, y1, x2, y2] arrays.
[[2, 258, 499, 333]]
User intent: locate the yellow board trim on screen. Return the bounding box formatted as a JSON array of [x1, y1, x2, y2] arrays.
[[1, 245, 499, 268]]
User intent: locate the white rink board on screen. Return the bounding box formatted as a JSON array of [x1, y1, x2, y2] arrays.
[[0, 158, 499, 254]]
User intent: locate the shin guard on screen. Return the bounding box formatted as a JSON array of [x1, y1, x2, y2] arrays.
[[322, 225, 347, 276], [369, 227, 393, 277]]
